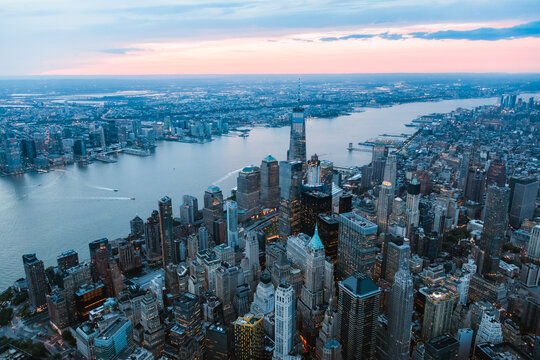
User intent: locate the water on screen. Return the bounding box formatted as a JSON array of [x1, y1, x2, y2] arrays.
[[0, 96, 514, 288]]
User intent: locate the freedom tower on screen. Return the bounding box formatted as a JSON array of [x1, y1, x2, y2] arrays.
[[287, 85, 306, 163]]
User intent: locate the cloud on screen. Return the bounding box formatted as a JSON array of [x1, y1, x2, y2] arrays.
[[101, 48, 143, 54], [410, 21, 540, 41], [320, 34, 376, 41]]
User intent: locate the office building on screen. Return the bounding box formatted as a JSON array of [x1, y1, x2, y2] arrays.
[[144, 211, 161, 260], [251, 272, 275, 315], [140, 293, 163, 358], [278, 160, 304, 240], [260, 155, 280, 209], [237, 166, 261, 222], [464, 168, 486, 203], [94, 317, 134, 360], [203, 186, 224, 240], [387, 262, 414, 359], [527, 224, 540, 260], [336, 213, 378, 280], [337, 273, 380, 360], [406, 177, 421, 237], [486, 159, 506, 187], [371, 146, 388, 184], [509, 177, 538, 228], [159, 196, 175, 267], [57, 249, 79, 271], [383, 240, 410, 283], [480, 186, 509, 275], [422, 290, 453, 341], [226, 200, 239, 249], [377, 181, 393, 233], [205, 324, 230, 360], [275, 283, 296, 359], [456, 328, 473, 360], [317, 214, 339, 263], [287, 99, 306, 163], [180, 195, 198, 226], [424, 335, 459, 360], [301, 190, 332, 236], [22, 253, 48, 309], [234, 313, 265, 360]]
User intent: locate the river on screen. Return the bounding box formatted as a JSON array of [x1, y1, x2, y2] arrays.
[[0, 95, 531, 288]]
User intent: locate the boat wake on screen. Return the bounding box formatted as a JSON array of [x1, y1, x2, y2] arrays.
[[214, 168, 242, 185]]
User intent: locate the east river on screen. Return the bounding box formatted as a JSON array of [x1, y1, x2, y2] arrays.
[[0, 95, 528, 288]]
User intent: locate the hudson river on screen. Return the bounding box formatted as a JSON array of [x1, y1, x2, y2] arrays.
[[0, 96, 527, 288]]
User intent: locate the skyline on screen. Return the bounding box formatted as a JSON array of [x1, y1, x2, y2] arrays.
[[1, 0, 540, 75]]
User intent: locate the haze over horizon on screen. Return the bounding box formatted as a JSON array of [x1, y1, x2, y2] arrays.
[[2, 0, 540, 76]]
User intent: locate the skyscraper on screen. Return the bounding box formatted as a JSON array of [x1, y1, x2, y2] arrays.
[[260, 155, 280, 209], [486, 159, 506, 187], [383, 239, 410, 283], [278, 160, 304, 241], [406, 176, 421, 237], [140, 293, 164, 357], [371, 146, 388, 184], [233, 313, 265, 360], [203, 186, 224, 241], [387, 262, 414, 359], [159, 196, 175, 268], [22, 253, 48, 309], [422, 290, 453, 341], [301, 190, 332, 236], [508, 176, 538, 228], [287, 98, 306, 163], [464, 168, 486, 203], [236, 166, 261, 222], [383, 153, 397, 190], [377, 181, 393, 233], [275, 282, 296, 359], [481, 185, 510, 275], [226, 200, 239, 249], [144, 210, 161, 260], [527, 224, 540, 260], [336, 212, 378, 280], [337, 273, 380, 360]]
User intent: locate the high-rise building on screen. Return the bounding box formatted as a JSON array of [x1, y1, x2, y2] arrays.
[[130, 215, 144, 237], [174, 293, 203, 341], [337, 273, 380, 360], [140, 293, 163, 357], [198, 225, 209, 250], [377, 182, 393, 233], [22, 253, 48, 309], [57, 249, 79, 271], [260, 155, 280, 209], [180, 195, 197, 226], [203, 186, 224, 240], [298, 227, 326, 349], [251, 272, 275, 315], [278, 161, 304, 241], [159, 196, 175, 267], [233, 313, 265, 360], [424, 335, 459, 360], [383, 153, 397, 190], [94, 317, 134, 360], [508, 177, 538, 228], [336, 213, 378, 280], [480, 186, 510, 275], [287, 99, 306, 163], [144, 211, 161, 260], [527, 225, 540, 260], [387, 262, 414, 359], [383, 240, 410, 283], [301, 190, 332, 236], [245, 231, 260, 275], [275, 283, 296, 359], [237, 166, 261, 222], [371, 146, 388, 184], [205, 324, 230, 360], [464, 168, 486, 203], [422, 290, 453, 341], [456, 328, 473, 360], [226, 200, 239, 249], [317, 214, 339, 263], [406, 177, 421, 237], [486, 159, 506, 187]]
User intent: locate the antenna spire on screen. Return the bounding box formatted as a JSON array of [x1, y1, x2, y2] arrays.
[[297, 76, 301, 106]]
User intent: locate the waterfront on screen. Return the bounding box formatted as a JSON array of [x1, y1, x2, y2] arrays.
[[0, 95, 517, 288]]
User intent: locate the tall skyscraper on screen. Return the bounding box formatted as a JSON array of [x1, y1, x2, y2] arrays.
[[424, 335, 459, 360], [371, 145, 388, 184], [198, 225, 209, 250], [233, 313, 265, 360], [298, 227, 326, 349], [226, 200, 239, 249], [422, 290, 453, 341], [159, 196, 175, 267], [22, 253, 48, 309], [278, 160, 304, 241], [203, 186, 224, 241], [140, 293, 164, 357], [180, 195, 197, 226], [508, 176, 538, 228], [377, 181, 393, 233], [383, 153, 397, 190], [57, 249, 79, 271], [527, 224, 540, 260], [337, 273, 380, 360], [387, 262, 414, 359], [287, 98, 306, 163], [236, 166, 261, 222], [260, 155, 280, 209], [406, 176, 421, 237], [464, 168, 486, 203], [486, 159, 506, 187], [301, 190, 332, 236], [245, 231, 260, 274], [144, 210, 161, 260], [481, 185, 510, 275], [275, 282, 296, 359], [336, 212, 378, 280]]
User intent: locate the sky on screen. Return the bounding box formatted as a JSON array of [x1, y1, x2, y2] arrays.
[[1, 0, 539, 75]]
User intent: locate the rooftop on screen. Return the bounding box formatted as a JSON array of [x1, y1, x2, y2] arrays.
[[340, 274, 380, 297]]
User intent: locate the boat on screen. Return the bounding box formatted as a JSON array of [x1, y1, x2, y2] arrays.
[[239, 133, 249, 138], [130, 197, 136, 200], [113, 189, 119, 192]]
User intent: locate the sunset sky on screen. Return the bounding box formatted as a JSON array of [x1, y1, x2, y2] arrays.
[[1, 0, 539, 75]]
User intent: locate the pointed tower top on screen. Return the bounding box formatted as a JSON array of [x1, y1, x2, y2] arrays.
[[309, 225, 324, 251]]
